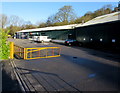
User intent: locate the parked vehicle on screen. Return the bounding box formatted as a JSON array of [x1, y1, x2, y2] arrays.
[[33, 36, 51, 43], [33, 36, 38, 42], [65, 39, 78, 46]]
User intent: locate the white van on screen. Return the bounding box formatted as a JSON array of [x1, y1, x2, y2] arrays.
[[33, 36, 38, 41], [33, 36, 51, 43]]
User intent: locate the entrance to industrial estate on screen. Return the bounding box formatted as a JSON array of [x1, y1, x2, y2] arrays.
[[10, 42, 61, 60]]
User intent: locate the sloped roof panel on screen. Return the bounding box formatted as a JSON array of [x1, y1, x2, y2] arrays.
[[18, 24, 77, 33], [75, 11, 120, 28], [17, 12, 120, 33]]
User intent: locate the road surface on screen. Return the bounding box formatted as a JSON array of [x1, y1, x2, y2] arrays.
[[8, 38, 120, 92]]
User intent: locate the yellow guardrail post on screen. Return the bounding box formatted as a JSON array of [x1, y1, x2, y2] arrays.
[[24, 48, 27, 60], [10, 42, 14, 59]]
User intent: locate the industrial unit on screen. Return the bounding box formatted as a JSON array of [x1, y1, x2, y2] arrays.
[[15, 24, 77, 40], [15, 12, 120, 50], [75, 12, 120, 50]]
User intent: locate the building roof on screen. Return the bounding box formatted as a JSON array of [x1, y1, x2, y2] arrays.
[[17, 24, 77, 33], [17, 12, 120, 33], [75, 11, 120, 28]]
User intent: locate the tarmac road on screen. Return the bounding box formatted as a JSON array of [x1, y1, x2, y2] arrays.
[[8, 38, 120, 92]]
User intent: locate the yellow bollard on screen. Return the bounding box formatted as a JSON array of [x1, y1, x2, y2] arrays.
[[10, 42, 14, 59]]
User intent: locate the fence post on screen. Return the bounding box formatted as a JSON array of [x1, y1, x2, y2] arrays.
[[24, 48, 27, 60], [10, 42, 14, 59]]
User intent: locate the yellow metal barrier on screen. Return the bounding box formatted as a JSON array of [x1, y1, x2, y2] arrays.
[[14, 44, 25, 59], [10, 42, 14, 59], [13, 44, 61, 60], [24, 47, 61, 60]]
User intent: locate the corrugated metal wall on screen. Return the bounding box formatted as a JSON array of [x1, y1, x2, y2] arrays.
[[75, 20, 120, 49], [35, 29, 75, 40]]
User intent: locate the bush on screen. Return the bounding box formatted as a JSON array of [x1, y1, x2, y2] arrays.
[[0, 29, 10, 60]]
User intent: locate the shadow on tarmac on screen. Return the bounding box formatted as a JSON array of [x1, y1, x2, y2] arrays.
[[61, 53, 120, 90], [67, 45, 120, 63], [16, 67, 81, 92], [2, 61, 21, 93]]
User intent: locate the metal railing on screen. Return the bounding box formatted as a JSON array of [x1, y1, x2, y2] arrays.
[[24, 47, 61, 60], [14, 44, 25, 59], [13, 43, 61, 60]]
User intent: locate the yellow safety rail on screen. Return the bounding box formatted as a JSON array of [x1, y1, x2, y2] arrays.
[[24, 47, 61, 60], [13, 43, 61, 60], [14, 44, 25, 59]]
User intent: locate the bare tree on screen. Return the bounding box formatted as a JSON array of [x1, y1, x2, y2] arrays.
[[47, 5, 77, 26], [9, 15, 25, 27], [0, 14, 8, 28], [56, 6, 77, 23], [46, 14, 59, 26], [21, 21, 36, 29]]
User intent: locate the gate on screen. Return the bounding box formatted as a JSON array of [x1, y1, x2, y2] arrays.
[[14, 44, 25, 59], [13, 43, 61, 60], [24, 47, 61, 60]]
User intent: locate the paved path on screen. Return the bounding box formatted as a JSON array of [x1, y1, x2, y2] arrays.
[[8, 38, 120, 92]]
